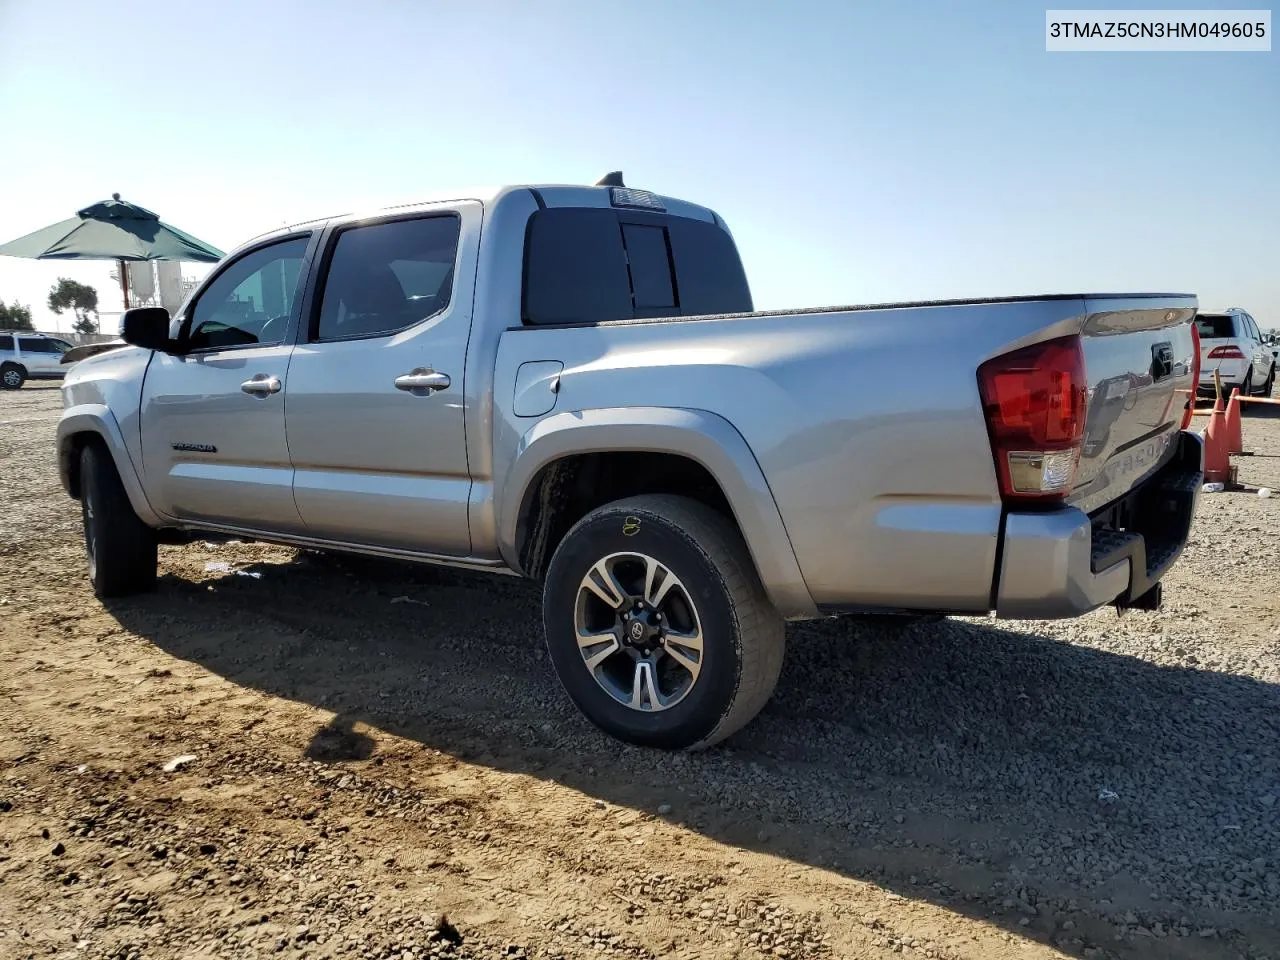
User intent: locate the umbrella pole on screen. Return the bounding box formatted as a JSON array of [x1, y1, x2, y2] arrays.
[[118, 258, 131, 311]]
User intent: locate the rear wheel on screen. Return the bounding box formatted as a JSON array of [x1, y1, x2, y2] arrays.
[[1, 364, 25, 390], [542, 494, 785, 750], [80, 443, 158, 597], [1262, 365, 1275, 399]]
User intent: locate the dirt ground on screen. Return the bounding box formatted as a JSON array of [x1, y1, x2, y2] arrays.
[[1, 382, 1278, 960]]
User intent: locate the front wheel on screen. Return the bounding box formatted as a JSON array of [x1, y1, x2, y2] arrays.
[[1, 364, 25, 390], [542, 495, 785, 750], [80, 443, 158, 597]]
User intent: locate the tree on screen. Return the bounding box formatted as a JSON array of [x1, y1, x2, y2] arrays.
[[0, 299, 35, 331], [47, 278, 100, 334]]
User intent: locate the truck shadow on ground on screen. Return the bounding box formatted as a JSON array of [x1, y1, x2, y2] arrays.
[[106, 551, 1280, 958]]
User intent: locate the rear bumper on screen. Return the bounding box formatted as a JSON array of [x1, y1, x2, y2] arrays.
[[1197, 379, 1244, 397], [1198, 359, 1248, 394], [994, 430, 1203, 619]]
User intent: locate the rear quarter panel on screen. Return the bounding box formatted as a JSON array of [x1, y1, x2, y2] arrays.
[[494, 297, 1105, 611]]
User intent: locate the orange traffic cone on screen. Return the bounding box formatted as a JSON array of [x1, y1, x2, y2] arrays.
[[1203, 392, 1233, 484], [1225, 388, 1246, 455]]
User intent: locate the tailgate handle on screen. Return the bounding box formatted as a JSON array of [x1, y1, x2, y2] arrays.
[[1151, 342, 1174, 382]]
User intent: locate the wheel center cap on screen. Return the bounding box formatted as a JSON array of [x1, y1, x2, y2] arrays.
[[622, 606, 661, 650]]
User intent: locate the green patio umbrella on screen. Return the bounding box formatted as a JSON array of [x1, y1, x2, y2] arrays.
[[0, 193, 224, 308]]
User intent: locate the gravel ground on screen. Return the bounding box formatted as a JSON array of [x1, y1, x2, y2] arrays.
[[1, 382, 1278, 960]]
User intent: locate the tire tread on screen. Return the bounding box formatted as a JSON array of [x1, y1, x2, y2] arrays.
[[81, 442, 158, 597]]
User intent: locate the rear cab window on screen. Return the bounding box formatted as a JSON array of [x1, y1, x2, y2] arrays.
[[522, 207, 752, 325], [1194, 314, 1236, 340]]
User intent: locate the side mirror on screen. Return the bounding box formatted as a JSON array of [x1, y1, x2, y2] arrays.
[[121, 307, 174, 352]]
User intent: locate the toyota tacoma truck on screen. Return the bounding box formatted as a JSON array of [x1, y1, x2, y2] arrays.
[[56, 174, 1205, 750]]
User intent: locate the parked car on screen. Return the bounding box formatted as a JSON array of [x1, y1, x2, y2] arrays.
[[55, 176, 1205, 750], [0, 332, 75, 389], [1195, 307, 1275, 399]]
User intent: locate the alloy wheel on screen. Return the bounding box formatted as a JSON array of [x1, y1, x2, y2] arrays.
[[574, 552, 704, 712]]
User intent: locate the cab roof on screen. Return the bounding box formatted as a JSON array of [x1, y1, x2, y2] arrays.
[[240, 175, 720, 252]]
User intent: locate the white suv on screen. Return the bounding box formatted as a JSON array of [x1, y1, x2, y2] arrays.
[[0, 332, 75, 390], [1195, 308, 1275, 399]]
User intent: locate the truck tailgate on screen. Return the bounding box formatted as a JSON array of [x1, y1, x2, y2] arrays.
[[1068, 295, 1198, 514]]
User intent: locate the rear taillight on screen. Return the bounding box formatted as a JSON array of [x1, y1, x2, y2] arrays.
[[978, 335, 1088, 503], [1207, 345, 1246, 359], [1182, 322, 1200, 429]]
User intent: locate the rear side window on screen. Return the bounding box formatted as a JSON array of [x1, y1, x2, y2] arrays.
[[522, 208, 752, 325], [1195, 314, 1236, 339], [314, 215, 460, 342], [0, 335, 15, 350]]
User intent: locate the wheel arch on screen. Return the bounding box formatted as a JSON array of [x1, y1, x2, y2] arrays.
[[498, 407, 818, 620], [57, 406, 163, 527]]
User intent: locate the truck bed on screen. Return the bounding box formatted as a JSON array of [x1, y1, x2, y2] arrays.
[[495, 292, 1198, 614]]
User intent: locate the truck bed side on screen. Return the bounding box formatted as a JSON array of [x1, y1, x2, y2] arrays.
[[493, 293, 1197, 614]]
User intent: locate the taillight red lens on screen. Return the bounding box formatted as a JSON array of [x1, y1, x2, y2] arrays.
[[1182, 322, 1200, 429], [1207, 345, 1246, 359], [978, 335, 1088, 503]]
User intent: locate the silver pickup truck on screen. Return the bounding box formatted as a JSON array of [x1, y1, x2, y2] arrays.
[[56, 175, 1204, 750]]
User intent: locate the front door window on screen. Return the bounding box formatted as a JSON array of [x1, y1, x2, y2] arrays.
[[186, 237, 309, 351]]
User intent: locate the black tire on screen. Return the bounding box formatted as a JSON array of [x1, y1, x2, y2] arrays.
[[80, 442, 158, 598], [542, 494, 785, 750], [1, 364, 25, 390], [1241, 371, 1253, 398], [1262, 365, 1276, 399]]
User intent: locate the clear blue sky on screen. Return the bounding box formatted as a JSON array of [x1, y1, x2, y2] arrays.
[[1, 0, 1276, 333]]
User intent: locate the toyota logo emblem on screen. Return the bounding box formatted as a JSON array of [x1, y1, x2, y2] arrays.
[[629, 621, 644, 640]]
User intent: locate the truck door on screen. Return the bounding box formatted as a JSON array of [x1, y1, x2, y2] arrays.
[[139, 233, 315, 530], [283, 202, 480, 555]]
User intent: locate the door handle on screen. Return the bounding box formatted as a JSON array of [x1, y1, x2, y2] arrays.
[[394, 369, 451, 393], [241, 375, 282, 396]]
